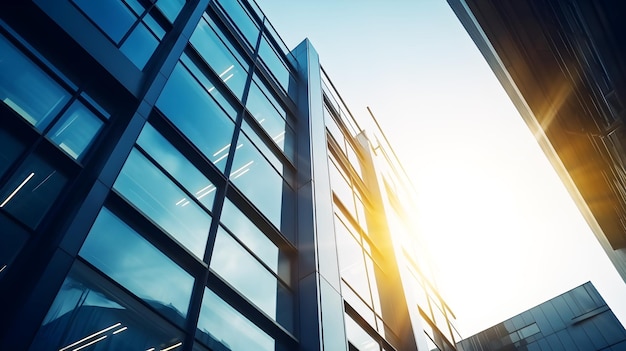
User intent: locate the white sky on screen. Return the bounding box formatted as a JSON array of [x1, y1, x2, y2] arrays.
[[256, 0, 626, 337]]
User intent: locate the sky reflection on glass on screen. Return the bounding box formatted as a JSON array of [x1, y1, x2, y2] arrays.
[[80, 208, 194, 319], [114, 149, 211, 259], [196, 287, 274, 351]]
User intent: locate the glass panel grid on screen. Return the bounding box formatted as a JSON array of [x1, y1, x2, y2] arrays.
[[79, 208, 194, 322], [113, 148, 212, 260]]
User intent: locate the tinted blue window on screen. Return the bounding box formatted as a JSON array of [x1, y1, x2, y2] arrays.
[[219, 198, 280, 274], [210, 227, 291, 329], [0, 127, 25, 178], [156, 63, 236, 172], [196, 287, 274, 351], [216, 0, 259, 48], [120, 23, 159, 69], [240, 120, 285, 176], [114, 149, 212, 259], [0, 35, 70, 130], [246, 77, 295, 160], [47, 101, 104, 160], [72, 0, 136, 43], [231, 131, 291, 229], [190, 18, 248, 99], [0, 153, 68, 228], [592, 311, 626, 346], [79, 208, 194, 321], [258, 36, 293, 93], [156, 0, 185, 23], [137, 123, 217, 210], [211, 227, 278, 316], [30, 266, 185, 351]]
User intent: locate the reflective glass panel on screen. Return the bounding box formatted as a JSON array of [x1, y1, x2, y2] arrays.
[[0, 216, 29, 279], [124, 0, 145, 16], [156, 0, 185, 23], [47, 101, 103, 160], [190, 18, 248, 99], [258, 36, 292, 93], [365, 254, 382, 316], [219, 198, 279, 274], [342, 282, 376, 328], [211, 227, 280, 319], [0, 154, 68, 228], [241, 120, 284, 176], [156, 63, 236, 172], [0, 35, 70, 130], [231, 131, 290, 229], [0, 127, 25, 178], [114, 149, 212, 259], [196, 287, 274, 351], [216, 0, 259, 48], [179, 53, 237, 119], [120, 23, 158, 69], [345, 314, 380, 351], [72, 0, 136, 43], [137, 123, 217, 210], [329, 157, 354, 211], [79, 208, 194, 321], [30, 266, 185, 351], [246, 77, 294, 159], [335, 215, 371, 305]]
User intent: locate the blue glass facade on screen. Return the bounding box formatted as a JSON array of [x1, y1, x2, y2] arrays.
[[0, 1, 457, 350]]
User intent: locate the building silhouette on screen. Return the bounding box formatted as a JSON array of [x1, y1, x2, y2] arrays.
[[0, 0, 458, 350], [457, 282, 626, 351], [447, 0, 626, 282]]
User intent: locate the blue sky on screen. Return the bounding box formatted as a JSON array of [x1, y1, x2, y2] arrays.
[[256, 0, 626, 337]]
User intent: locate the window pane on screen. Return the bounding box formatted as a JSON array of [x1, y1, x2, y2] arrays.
[[216, 0, 259, 48], [0, 215, 29, 278], [79, 208, 194, 322], [120, 23, 158, 69], [231, 131, 291, 229], [335, 215, 371, 305], [241, 120, 284, 176], [258, 36, 292, 93], [211, 227, 280, 319], [156, 0, 185, 23], [345, 314, 380, 351], [196, 287, 274, 351], [47, 101, 103, 160], [30, 265, 185, 351], [329, 157, 354, 212], [0, 35, 70, 130], [114, 149, 212, 259], [137, 123, 217, 210], [219, 199, 279, 274], [0, 127, 25, 178], [0, 154, 68, 228], [156, 63, 236, 172], [124, 0, 146, 16], [72, 0, 136, 43], [246, 77, 294, 159], [190, 18, 248, 99]]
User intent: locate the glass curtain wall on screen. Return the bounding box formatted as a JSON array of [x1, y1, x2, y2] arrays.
[[324, 92, 402, 350], [23, 0, 299, 350]]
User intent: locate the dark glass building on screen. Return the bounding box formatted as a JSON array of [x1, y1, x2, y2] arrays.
[[446, 0, 626, 283], [0, 0, 458, 350], [457, 282, 626, 351]]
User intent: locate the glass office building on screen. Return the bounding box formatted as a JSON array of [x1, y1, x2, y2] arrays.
[[0, 0, 458, 350], [457, 282, 626, 351]]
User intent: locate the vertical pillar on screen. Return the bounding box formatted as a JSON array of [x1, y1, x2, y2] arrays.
[[292, 39, 347, 351]]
